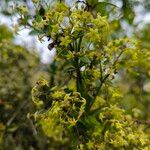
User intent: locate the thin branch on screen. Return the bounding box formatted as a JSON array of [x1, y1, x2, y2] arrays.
[[132, 119, 150, 125], [94, 73, 110, 99], [6, 101, 28, 127], [125, 117, 150, 126], [28, 118, 37, 135], [113, 49, 124, 67], [75, 125, 81, 149], [27, 22, 42, 33]]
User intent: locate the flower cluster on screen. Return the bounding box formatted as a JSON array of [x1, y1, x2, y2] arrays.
[[16, 1, 150, 149]]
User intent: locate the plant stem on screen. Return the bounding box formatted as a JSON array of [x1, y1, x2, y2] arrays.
[[75, 36, 84, 95]]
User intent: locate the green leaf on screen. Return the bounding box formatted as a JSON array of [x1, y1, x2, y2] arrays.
[[95, 2, 117, 16], [1, 10, 13, 16], [86, 0, 98, 7], [35, 15, 42, 22], [29, 29, 40, 35], [122, 0, 135, 24], [80, 56, 90, 65]]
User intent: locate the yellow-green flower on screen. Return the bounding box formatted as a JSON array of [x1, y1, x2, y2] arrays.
[[17, 5, 29, 15], [86, 28, 100, 42], [45, 10, 53, 20], [54, 3, 69, 13], [32, 19, 47, 30], [32, 0, 39, 4], [60, 36, 71, 47], [93, 14, 108, 29], [51, 24, 60, 38]]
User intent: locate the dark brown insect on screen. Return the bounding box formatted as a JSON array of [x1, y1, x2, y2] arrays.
[[48, 36, 61, 50], [48, 42, 55, 51]]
